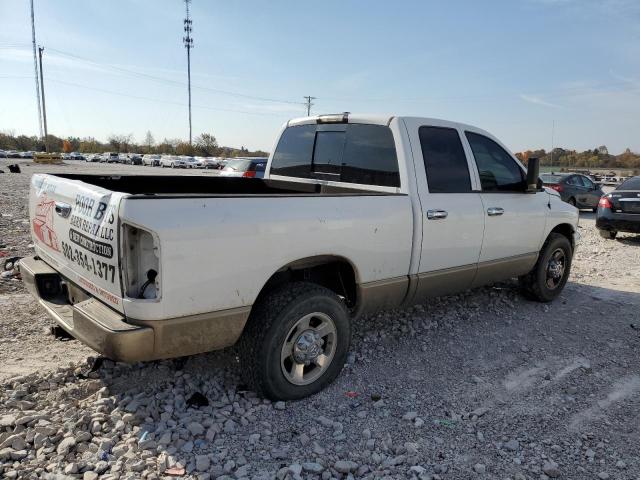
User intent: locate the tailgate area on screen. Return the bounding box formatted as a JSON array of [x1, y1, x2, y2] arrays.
[[30, 174, 127, 311]]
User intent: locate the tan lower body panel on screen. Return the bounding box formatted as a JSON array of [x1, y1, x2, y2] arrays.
[[132, 307, 250, 360], [356, 276, 410, 317], [471, 253, 538, 288]]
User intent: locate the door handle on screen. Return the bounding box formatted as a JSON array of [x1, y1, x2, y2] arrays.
[[427, 209, 448, 220], [55, 202, 72, 218], [487, 207, 504, 216]]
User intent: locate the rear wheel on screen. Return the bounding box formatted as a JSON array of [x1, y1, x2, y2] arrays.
[[599, 230, 617, 239], [238, 282, 351, 400], [519, 233, 572, 302]]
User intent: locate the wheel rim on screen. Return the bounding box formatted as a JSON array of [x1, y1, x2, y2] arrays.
[[546, 248, 566, 289], [280, 312, 337, 386]]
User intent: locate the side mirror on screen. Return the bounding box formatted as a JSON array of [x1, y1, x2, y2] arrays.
[[526, 157, 540, 193]]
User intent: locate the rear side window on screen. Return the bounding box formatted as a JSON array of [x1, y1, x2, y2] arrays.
[[270, 124, 399, 187], [419, 126, 471, 193], [465, 132, 525, 192]]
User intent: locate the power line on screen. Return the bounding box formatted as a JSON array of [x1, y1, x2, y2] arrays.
[[44, 78, 300, 117], [183, 0, 194, 144], [45, 47, 305, 106]]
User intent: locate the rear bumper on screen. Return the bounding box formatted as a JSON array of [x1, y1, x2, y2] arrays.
[[20, 256, 250, 362], [20, 256, 154, 362], [596, 210, 640, 233]]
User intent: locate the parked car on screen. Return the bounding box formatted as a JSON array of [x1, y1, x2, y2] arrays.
[[142, 154, 161, 167], [105, 152, 120, 163], [20, 151, 34, 159], [540, 172, 604, 210], [68, 152, 85, 160], [182, 156, 200, 169], [596, 175, 640, 239], [85, 154, 101, 162], [219, 157, 268, 178], [160, 155, 187, 168], [201, 157, 220, 169], [126, 154, 143, 165], [22, 113, 578, 400], [217, 158, 230, 170], [0, 150, 6, 158], [6, 150, 21, 158]]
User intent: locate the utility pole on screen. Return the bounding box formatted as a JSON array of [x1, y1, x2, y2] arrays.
[[303, 96, 316, 116], [183, 0, 194, 145], [30, 0, 43, 142], [38, 46, 48, 152]]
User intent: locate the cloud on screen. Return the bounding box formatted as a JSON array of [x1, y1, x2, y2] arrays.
[[519, 94, 564, 109]]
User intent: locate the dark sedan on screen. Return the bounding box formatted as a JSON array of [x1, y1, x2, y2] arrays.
[[540, 173, 604, 211], [596, 176, 640, 239]]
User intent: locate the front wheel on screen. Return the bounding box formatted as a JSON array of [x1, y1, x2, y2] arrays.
[[519, 233, 572, 302], [238, 282, 351, 400]]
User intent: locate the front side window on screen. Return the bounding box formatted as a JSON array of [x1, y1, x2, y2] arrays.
[[419, 126, 471, 193], [580, 176, 596, 189], [270, 124, 399, 187], [465, 132, 525, 192]]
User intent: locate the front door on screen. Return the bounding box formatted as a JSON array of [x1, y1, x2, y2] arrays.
[[462, 130, 548, 286]]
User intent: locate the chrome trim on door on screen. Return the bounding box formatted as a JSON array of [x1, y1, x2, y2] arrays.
[[427, 209, 448, 220], [486, 207, 504, 216]]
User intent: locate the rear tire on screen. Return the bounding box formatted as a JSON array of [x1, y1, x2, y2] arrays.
[[599, 230, 617, 239], [238, 282, 351, 400], [519, 233, 572, 302]]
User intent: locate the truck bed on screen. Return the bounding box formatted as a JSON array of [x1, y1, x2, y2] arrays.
[[52, 174, 396, 197]]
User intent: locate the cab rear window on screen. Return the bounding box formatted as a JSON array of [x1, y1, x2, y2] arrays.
[[270, 124, 400, 187]]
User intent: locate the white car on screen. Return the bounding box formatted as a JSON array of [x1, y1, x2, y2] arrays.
[[142, 154, 161, 166], [182, 156, 200, 169], [22, 113, 578, 401], [160, 155, 187, 168]]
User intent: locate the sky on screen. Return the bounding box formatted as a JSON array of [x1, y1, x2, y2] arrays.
[[1, 0, 639, 153]]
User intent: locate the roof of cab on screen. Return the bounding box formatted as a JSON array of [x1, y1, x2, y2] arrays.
[[287, 113, 486, 133]]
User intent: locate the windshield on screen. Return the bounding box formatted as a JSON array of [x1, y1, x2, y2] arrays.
[[617, 176, 640, 190], [224, 159, 252, 171]]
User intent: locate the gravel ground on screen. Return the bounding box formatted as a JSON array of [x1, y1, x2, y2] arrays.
[[1, 159, 639, 480]]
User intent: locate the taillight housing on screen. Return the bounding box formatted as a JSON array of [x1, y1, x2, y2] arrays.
[[122, 224, 161, 300], [242, 170, 256, 178], [549, 184, 563, 192], [598, 196, 612, 209]]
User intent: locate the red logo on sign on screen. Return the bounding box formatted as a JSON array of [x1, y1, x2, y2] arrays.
[[33, 196, 61, 252]]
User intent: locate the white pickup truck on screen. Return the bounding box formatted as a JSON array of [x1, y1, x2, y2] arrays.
[[22, 113, 579, 400]]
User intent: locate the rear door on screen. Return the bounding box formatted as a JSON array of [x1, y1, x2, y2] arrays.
[[30, 174, 126, 312], [577, 175, 601, 207], [462, 130, 548, 283], [403, 120, 485, 298]]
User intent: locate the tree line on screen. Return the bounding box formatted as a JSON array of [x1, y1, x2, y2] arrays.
[[0, 130, 269, 158], [515, 146, 640, 174]]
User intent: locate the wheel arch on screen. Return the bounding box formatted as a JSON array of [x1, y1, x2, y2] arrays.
[[254, 255, 361, 312], [548, 222, 576, 250]]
